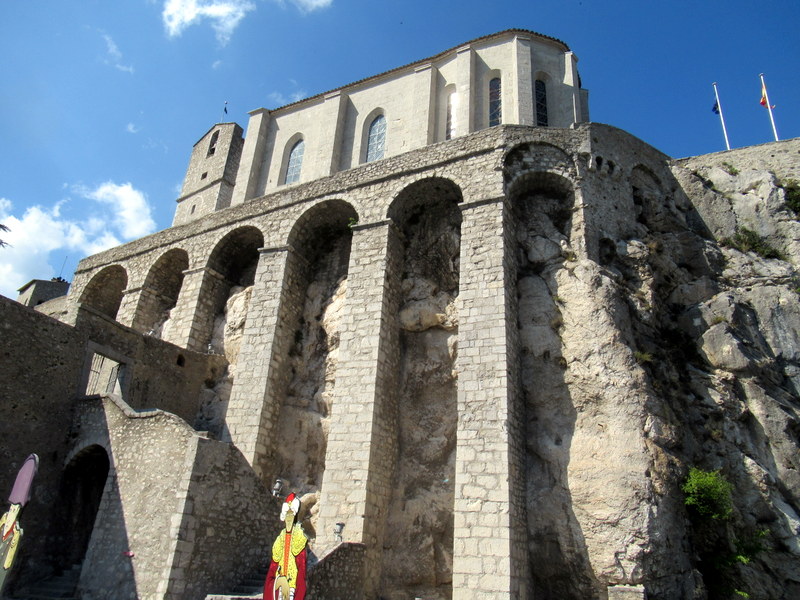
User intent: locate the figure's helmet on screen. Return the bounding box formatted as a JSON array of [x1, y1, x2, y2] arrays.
[[280, 492, 301, 522]]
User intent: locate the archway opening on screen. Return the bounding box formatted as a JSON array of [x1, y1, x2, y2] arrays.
[[271, 200, 357, 519], [79, 266, 128, 320], [381, 177, 462, 600], [52, 446, 110, 572]]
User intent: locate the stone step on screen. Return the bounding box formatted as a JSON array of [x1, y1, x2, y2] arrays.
[[7, 564, 81, 600], [205, 567, 267, 600]]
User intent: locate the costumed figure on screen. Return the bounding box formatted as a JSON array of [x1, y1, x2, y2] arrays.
[[264, 492, 308, 600], [0, 454, 39, 594]]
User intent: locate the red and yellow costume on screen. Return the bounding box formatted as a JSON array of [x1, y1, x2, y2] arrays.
[[264, 493, 307, 600]]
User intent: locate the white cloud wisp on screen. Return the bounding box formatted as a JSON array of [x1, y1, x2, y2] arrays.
[[163, 0, 257, 45], [0, 183, 156, 299], [101, 33, 135, 74]]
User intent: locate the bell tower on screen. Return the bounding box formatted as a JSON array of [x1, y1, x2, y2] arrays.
[[173, 122, 244, 226]]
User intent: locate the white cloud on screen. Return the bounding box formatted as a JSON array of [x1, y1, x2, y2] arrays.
[[211, 59, 223, 69], [163, 0, 256, 45], [101, 33, 135, 74], [267, 86, 307, 107], [291, 0, 332, 12], [126, 123, 140, 134], [0, 183, 156, 298], [80, 182, 156, 239]]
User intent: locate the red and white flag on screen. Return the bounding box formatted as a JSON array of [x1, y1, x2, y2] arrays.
[[760, 83, 775, 109]]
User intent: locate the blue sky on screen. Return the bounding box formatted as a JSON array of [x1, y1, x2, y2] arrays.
[[1, 0, 798, 298]]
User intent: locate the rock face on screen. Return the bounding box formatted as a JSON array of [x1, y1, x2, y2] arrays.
[[380, 196, 461, 600], [568, 153, 800, 599], [501, 140, 800, 599]]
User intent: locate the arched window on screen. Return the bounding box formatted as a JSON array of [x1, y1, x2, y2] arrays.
[[535, 79, 548, 127], [207, 130, 219, 156], [489, 77, 502, 127], [366, 114, 386, 162], [284, 139, 304, 184], [445, 92, 457, 140]]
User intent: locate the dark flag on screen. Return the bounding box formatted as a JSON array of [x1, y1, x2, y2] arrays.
[[712, 101, 720, 114]]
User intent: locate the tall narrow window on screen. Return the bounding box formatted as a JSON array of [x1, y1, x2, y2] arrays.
[[535, 79, 548, 127], [207, 130, 219, 156], [366, 114, 386, 162], [489, 77, 502, 127], [445, 92, 457, 140], [284, 139, 304, 184]]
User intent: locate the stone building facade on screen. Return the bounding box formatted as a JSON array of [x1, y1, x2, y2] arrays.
[[2, 29, 800, 600]]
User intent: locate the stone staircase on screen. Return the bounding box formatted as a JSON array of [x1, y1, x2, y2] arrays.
[[205, 567, 266, 600], [6, 564, 81, 600]]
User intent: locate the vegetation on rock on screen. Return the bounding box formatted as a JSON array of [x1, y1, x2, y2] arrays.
[[720, 227, 783, 260], [682, 467, 733, 520], [781, 178, 800, 217]]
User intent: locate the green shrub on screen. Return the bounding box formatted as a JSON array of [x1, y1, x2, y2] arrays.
[[722, 162, 740, 176], [682, 468, 733, 520], [782, 179, 800, 217], [720, 227, 783, 260]]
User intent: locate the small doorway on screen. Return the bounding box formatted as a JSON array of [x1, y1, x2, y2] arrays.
[[52, 446, 110, 572]]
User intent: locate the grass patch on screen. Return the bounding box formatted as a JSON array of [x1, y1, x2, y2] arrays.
[[720, 227, 783, 260], [721, 162, 740, 176], [634, 350, 653, 364]]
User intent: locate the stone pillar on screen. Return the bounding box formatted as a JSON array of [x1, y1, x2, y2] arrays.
[[412, 63, 436, 147], [455, 46, 475, 136], [163, 266, 226, 352], [231, 108, 271, 206], [125, 286, 158, 334], [513, 35, 534, 126], [225, 245, 299, 480], [316, 91, 348, 176], [451, 196, 528, 599], [115, 286, 140, 328], [565, 51, 584, 124], [316, 220, 402, 597]]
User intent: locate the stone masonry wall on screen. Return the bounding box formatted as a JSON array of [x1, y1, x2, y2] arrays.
[[0, 297, 84, 592], [6, 124, 799, 600]]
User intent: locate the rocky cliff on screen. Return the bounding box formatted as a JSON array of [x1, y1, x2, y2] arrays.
[[547, 139, 800, 600]]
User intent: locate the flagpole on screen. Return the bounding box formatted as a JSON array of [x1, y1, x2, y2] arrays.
[[712, 82, 730, 151], [759, 73, 779, 142], [219, 101, 228, 123]]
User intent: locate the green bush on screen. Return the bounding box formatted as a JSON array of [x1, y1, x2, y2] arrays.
[[782, 179, 800, 217], [720, 227, 783, 260], [682, 468, 733, 520]]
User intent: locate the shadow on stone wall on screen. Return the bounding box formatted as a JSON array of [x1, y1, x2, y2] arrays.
[[307, 542, 366, 599], [511, 168, 600, 599]]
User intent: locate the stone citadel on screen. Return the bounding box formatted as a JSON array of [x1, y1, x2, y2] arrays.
[[1, 28, 799, 600]]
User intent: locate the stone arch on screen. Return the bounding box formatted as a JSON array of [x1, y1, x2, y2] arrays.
[[79, 265, 128, 320], [200, 226, 265, 353], [191, 226, 266, 438], [510, 172, 598, 597], [503, 141, 576, 197], [271, 199, 358, 502], [380, 177, 462, 599], [133, 248, 189, 337], [50, 445, 110, 571]]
